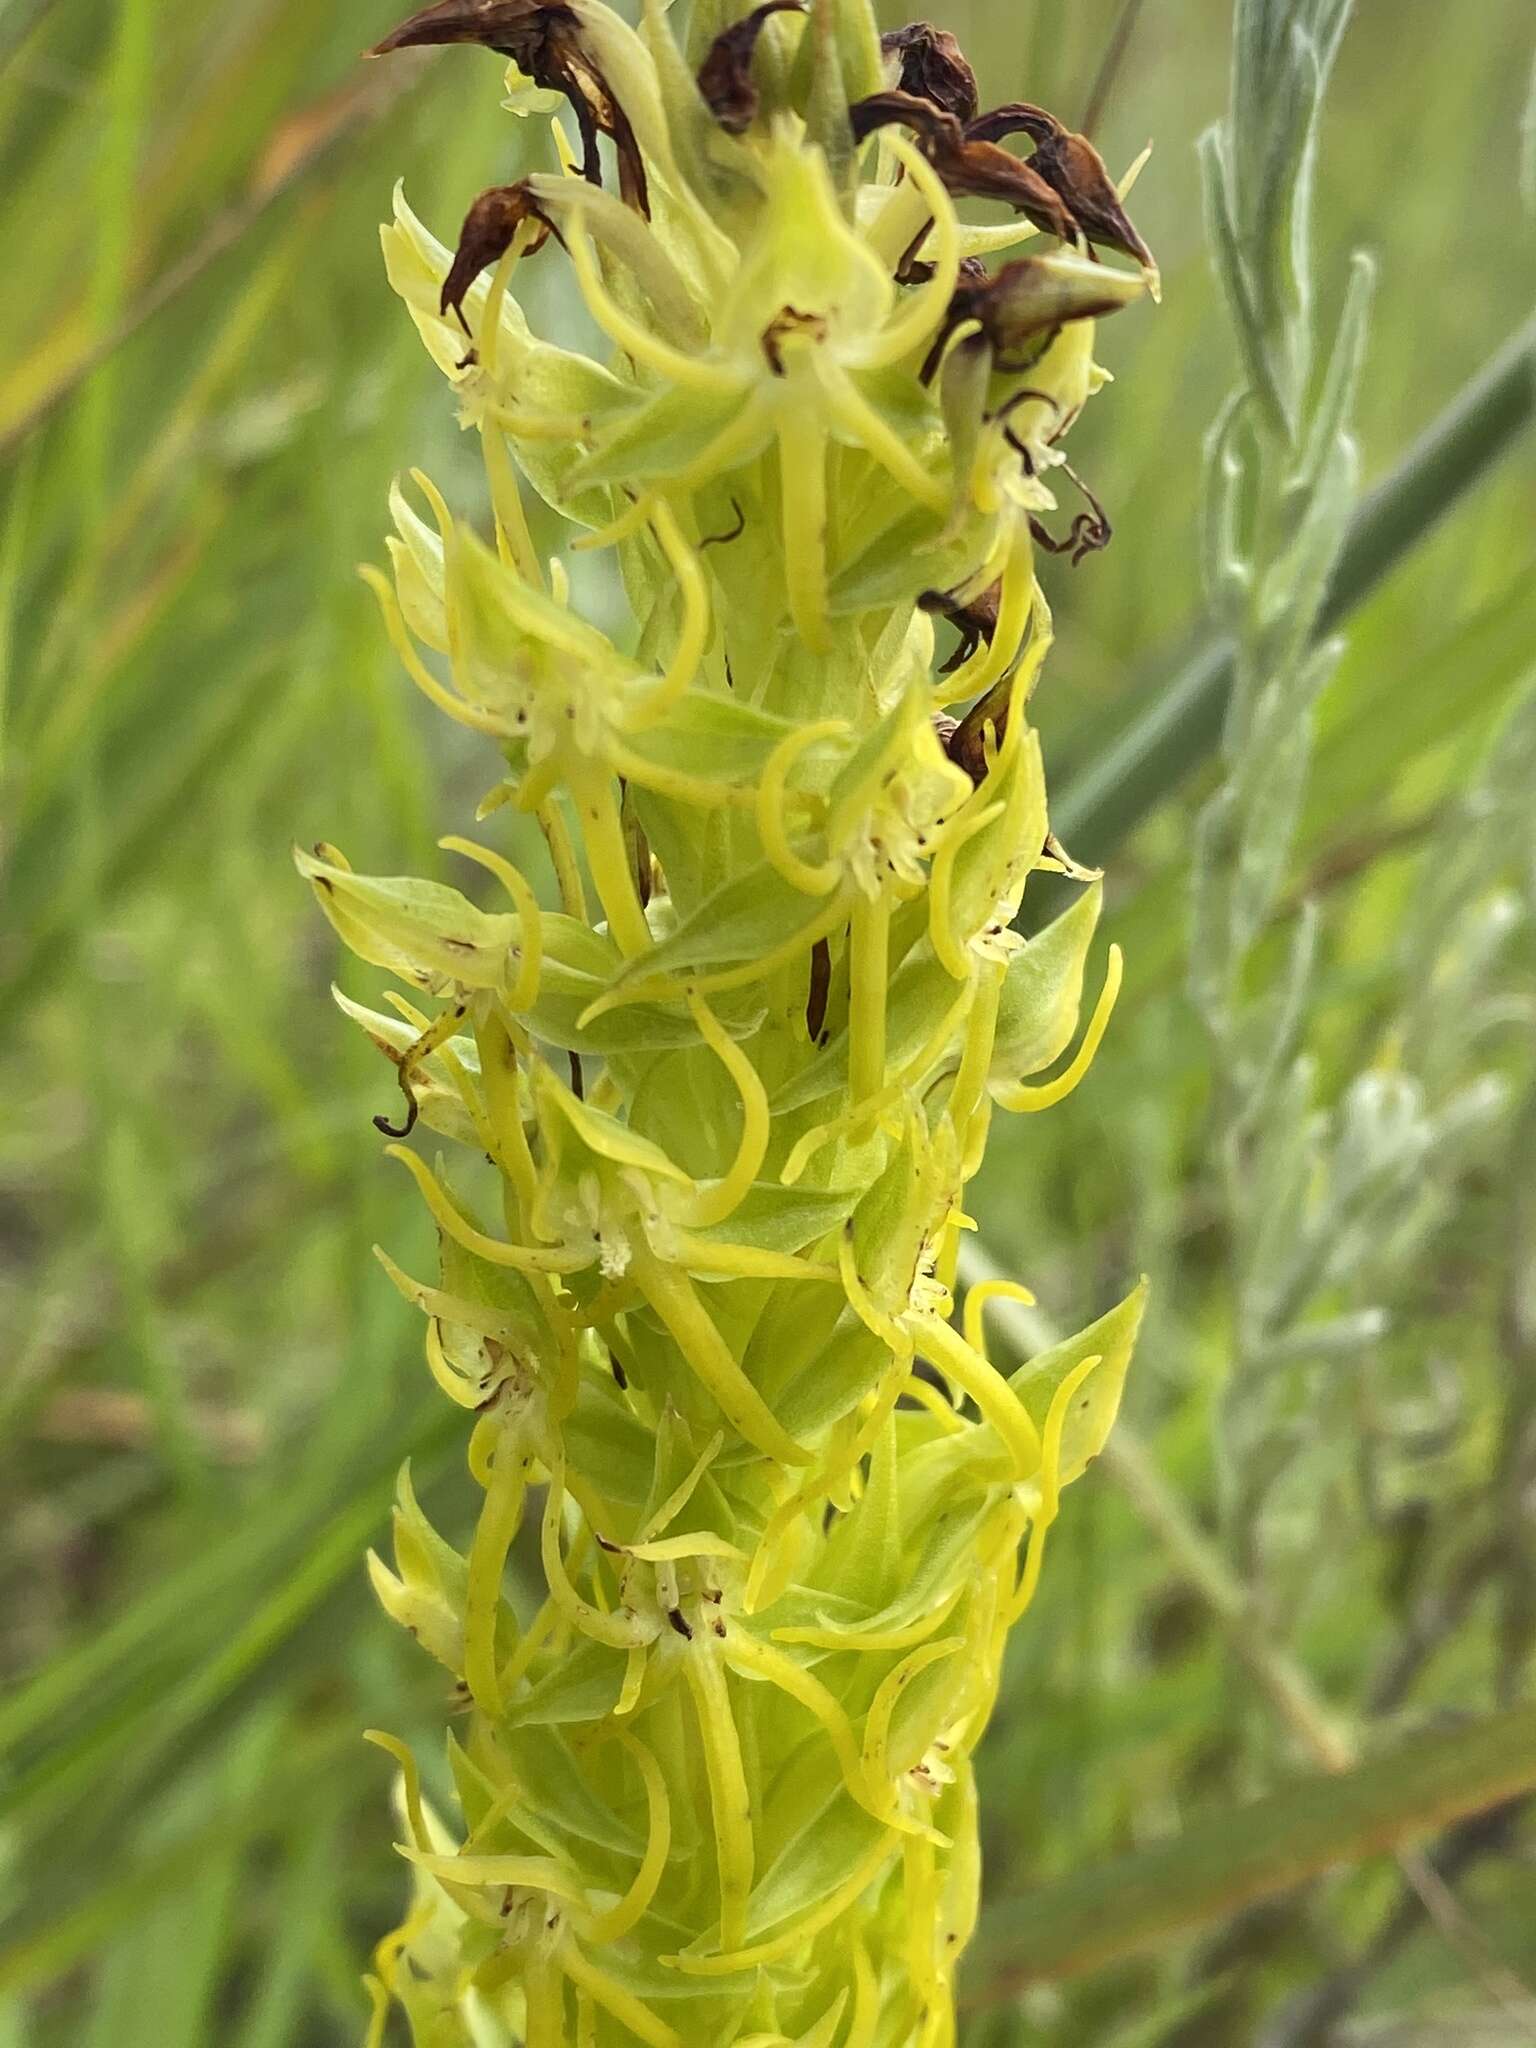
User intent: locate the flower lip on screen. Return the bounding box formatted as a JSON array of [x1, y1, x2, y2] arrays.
[[762, 305, 831, 375]]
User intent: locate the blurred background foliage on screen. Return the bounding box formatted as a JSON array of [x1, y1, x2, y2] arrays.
[[1, 0, 1533, 2042]]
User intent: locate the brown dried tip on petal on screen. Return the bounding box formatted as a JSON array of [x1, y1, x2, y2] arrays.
[[373, 0, 648, 215], [1041, 828, 1103, 882], [945, 672, 1013, 784], [849, 86, 956, 148], [440, 184, 554, 330], [370, 0, 558, 59], [920, 580, 1000, 675], [1027, 458, 1113, 565], [697, 2, 804, 135], [970, 102, 1155, 275], [805, 937, 832, 1043], [968, 251, 1148, 366], [880, 22, 979, 125]]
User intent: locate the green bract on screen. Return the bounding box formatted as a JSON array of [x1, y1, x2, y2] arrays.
[[307, 6, 1152, 2042]]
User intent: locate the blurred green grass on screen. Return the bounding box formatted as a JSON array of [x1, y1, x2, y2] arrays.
[[1, 2, 1532, 2043]]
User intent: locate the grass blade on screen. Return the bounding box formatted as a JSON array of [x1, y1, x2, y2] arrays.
[[968, 1700, 1536, 1996]]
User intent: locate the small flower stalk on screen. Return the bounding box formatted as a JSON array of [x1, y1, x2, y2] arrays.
[[308, 5, 1150, 2041]]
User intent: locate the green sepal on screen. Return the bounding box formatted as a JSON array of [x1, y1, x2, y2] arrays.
[[296, 846, 515, 992], [829, 503, 975, 615], [368, 1465, 468, 1674], [519, 916, 713, 1053], [534, 1059, 693, 1187], [620, 689, 802, 785], [504, 1640, 626, 1729], [564, 1373, 661, 1511], [741, 1801, 890, 1947], [502, 1725, 644, 1859], [945, 728, 1049, 943], [1006, 1279, 1150, 1485], [815, 1410, 901, 1612], [438, 1230, 555, 1368], [849, 1114, 957, 1316], [448, 517, 629, 709], [611, 859, 847, 986], [990, 880, 1104, 1086], [387, 479, 449, 652], [571, 384, 751, 496], [690, 1180, 860, 1256]]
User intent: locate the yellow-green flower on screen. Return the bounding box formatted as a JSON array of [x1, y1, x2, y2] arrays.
[[309, 4, 1153, 2041]]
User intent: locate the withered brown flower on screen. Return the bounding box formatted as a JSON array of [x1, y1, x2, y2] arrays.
[[372, 0, 648, 213], [969, 103, 1155, 271], [850, 89, 1078, 246], [437, 181, 558, 328], [697, 1, 805, 134], [880, 21, 979, 125]]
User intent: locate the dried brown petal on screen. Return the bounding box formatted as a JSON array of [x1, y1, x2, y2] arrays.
[[371, 0, 560, 62], [373, 0, 649, 214], [440, 184, 555, 329], [697, 2, 805, 135], [970, 103, 1154, 270], [920, 249, 1145, 384], [944, 137, 1077, 242], [849, 86, 957, 149], [880, 22, 979, 125]]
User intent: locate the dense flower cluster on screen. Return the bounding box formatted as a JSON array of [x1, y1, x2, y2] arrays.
[[305, 4, 1150, 2040]]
